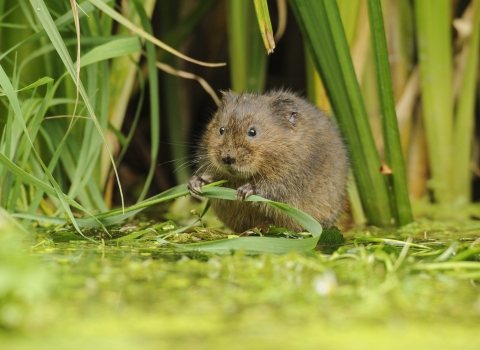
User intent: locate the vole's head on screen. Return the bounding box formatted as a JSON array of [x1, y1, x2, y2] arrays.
[[200, 91, 300, 179]]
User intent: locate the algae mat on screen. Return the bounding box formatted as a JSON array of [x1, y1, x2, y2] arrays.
[[1, 220, 480, 349]]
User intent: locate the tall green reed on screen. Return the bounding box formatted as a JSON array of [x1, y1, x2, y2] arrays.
[[414, 0, 453, 204]]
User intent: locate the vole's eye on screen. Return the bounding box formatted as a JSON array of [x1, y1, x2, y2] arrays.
[[248, 128, 256, 137], [219, 127, 225, 135]]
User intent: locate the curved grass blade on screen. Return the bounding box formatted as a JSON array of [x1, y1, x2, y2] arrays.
[[200, 186, 322, 238], [79, 36, 142, 67], [173, 236, 320, 255], [88, 0, 226, 68]]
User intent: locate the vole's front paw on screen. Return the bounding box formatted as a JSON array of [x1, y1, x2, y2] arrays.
[[236, 183, 255, 201], [188, 175, 208, 196]]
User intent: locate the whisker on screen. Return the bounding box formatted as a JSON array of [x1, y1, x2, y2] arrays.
[[156, 156, 192, 168]]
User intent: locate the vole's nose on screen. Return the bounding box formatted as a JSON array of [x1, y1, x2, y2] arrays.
[[222, 155, 235, 165]]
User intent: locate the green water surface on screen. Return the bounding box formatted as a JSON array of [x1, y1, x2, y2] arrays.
[[1, 219, 480, 349]]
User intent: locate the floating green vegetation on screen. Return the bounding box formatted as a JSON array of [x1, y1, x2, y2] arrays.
[[2, 219, 480, 348]]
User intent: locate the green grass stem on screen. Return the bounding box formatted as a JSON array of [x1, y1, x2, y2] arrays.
[[367, 0, 412, 225], [452, 0, 480, 205], [227, 0, 267, 92], [414, 0, 453, 203]]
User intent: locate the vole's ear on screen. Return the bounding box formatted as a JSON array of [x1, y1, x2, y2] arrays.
[[271, 97, 299, 126], [219, 90, 236, 110]]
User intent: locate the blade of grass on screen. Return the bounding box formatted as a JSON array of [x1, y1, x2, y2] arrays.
[[253, 0, 275, 53], [154, 0, 221, 183], [412, 262, 480, 271], [0, 207, 30, 235], [173, 235, 320, 254], [79, 36, 142, 67], [367, 0, 412, 225]]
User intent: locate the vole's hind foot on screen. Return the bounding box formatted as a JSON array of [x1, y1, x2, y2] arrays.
[[188, 175, 208, 196], [236, 182, 255, 201]]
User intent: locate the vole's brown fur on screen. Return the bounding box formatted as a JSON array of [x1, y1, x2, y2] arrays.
[[188, 90, 349, 232]]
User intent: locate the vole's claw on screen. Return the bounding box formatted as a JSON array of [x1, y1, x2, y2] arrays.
[[188, 175, 207, 196], [236, 183, 255, 201]]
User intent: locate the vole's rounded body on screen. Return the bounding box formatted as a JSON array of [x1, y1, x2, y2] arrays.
[[189, 90, 349, 232]]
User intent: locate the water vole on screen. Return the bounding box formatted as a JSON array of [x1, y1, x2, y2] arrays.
[[188, 90, 349, 232]]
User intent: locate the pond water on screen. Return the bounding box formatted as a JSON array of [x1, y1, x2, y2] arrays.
[[1, 219, 480, 349]]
